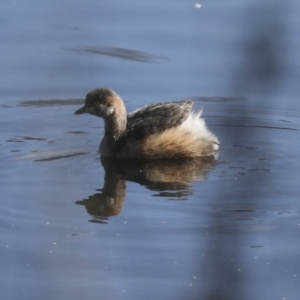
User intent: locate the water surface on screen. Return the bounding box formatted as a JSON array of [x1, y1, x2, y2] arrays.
[[1, 1, 300, 299]]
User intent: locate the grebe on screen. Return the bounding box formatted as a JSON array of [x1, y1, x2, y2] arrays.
[[75, 87, 219, 158]]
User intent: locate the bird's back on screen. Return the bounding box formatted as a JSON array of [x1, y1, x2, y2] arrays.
[[126, 100, 193, 139]]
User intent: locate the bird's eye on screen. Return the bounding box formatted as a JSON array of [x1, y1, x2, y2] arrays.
[[95, 101, 100, 106]]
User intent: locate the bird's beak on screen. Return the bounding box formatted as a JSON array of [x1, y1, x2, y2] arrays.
[[74, 106, 87, 114]]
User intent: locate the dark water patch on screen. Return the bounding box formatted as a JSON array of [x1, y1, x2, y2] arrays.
[[277, 211, 292, 215], [35, 152, 88, 162], [10, 150, 20, 152], [250, 245, 263, 248], [190, 96, 246, 103], [154, 190, 191, 199], [210, 115, 257, 120], [229, 166, 246, 169], [216, 124, 298, 131], [209, 225, 275, 233], [48, 140, 55, 143], [48, 23, 80, 30], [20, 136, 47, 141], [224, 209, 255, 213], [14, 148, 90, 161], [19, 99, 83, 107], [67, 131, 88, 134], [233, 145, 257, 149], [0, 104, 13, 108], [88, 218, 108, 224], [216, 160, 230, 166], [6, 138, 24, 143], [65, 46, 168, 63]]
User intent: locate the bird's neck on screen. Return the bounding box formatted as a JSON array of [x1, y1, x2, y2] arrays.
[[103, 101, 127, 154], [104, 114, 127, 141]]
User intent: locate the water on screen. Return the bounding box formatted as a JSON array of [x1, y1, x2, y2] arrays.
[[1, 1, 300, 299]]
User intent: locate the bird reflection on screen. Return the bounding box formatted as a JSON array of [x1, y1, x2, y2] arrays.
[[75, 156, 216, 224]]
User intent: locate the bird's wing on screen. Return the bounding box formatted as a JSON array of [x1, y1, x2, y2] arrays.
[[126, 100, 193, 139]]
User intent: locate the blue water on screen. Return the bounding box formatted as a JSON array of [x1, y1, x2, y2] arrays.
[[1, 1, 300, 299]]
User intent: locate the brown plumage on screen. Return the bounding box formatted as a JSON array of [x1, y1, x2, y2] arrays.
[[75, 87, 219, 158]]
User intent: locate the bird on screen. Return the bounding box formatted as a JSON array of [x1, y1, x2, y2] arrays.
[[74, 87, 219, 159]]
